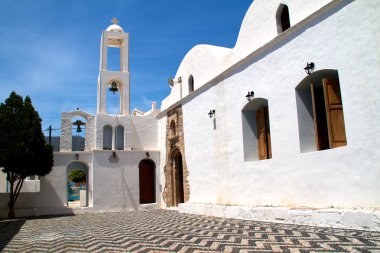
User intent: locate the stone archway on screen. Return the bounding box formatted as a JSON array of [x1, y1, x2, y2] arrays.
[[163, 105, 190, 207]]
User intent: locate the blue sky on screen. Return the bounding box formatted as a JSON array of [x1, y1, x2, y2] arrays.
[[0, 0, 252, 135]]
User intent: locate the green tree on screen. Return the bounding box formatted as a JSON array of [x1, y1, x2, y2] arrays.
[[68, 169, 86, 183], [0, 91, 53, 218]]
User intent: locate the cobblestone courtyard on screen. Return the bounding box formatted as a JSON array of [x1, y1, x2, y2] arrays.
[[0, 209, 379, 252]]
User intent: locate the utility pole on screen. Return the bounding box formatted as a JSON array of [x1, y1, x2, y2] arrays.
[[48, 125, 52, 145]]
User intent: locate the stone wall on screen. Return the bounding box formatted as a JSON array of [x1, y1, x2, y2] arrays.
[[162, 105, 190, 207]]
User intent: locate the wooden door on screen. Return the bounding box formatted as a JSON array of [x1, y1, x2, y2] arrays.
[[323, 78, 347, 148], [256, 107, 271, 160], [139, 160, 156, 204], [174, 153, 184, 205]]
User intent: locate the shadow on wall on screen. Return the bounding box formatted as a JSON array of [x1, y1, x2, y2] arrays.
[[0, 219, 25, 251], [121, 166, 137, 210], [16, 178, 67, 209]]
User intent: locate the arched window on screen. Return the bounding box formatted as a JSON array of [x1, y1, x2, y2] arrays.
[[170, 120, 176, 138], [188, 75, 194, 93], [276, 4, 290, 34], [242, 98, 272, 161], [295, 70, 347, 153], [103, 125, 112, 150], [115, 125, 124, 150]]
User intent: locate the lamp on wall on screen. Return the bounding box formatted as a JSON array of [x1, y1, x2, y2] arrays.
[[146, 152, 150, 159], [168, 77, 182, 87], [109, 151, 119, 163], [75, 154, 79, 160], [245, 91, 255, 101], [304, 62, 315, 75], [208, 110, 215, 118]]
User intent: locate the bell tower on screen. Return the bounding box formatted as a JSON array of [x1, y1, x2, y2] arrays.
[[97, 18, 130, 115]]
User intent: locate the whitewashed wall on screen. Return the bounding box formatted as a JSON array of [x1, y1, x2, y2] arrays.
[[0, 152, 93, 217], [91, 150, 161, 210], [159, 0, 380, 208]]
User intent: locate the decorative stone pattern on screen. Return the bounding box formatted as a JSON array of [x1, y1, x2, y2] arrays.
[[1, 209, 379, 252], [163, 105, 190, 207]]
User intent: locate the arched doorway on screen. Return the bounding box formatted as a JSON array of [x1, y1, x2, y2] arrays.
[[139, 159, 156, 204], [67, 161, 88, 208], [173, 151, 184, 205]]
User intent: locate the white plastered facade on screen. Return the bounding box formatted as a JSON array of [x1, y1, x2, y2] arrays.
[[158, 0, 380, 229]]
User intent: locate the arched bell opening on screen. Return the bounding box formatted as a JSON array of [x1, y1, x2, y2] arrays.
[[71, 116, 87, 151], [106, 80, 122, 115]]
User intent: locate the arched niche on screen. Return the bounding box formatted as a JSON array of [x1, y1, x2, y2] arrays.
[[170, 120, 176, 138], [103, 125, 113, 150], [276, 4, 291, 34], [188, 75, 194, 93], [115, 125, 124, 150]]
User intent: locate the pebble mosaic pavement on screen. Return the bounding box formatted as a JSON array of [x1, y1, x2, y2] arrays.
[[0, 209, 379, 252]]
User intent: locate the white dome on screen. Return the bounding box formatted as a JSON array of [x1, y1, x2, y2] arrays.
[[106, 24, 123, 32]]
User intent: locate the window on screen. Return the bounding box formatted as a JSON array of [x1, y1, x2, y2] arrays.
[[296, 70, 347, 152], [242, 98, 272, 161], [103, 125, 112, 150], [115, 125, 124, 150], [276, 4, 290, 34], [170, 120, 176, 138], [188, 75, 194, 93]]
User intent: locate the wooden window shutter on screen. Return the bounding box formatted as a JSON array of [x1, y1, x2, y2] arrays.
[[256, 107, 271, 160], [265, 108, 272, 158], [323, 78, 347, 148]]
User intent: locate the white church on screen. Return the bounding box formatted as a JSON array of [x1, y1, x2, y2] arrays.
[[1, 0, 379, 230]]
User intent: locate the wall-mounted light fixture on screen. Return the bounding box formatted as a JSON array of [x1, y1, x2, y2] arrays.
[[246, 91, 255, 101], [304, 62, 315, 75], [208, 110, 216, 118], [146, 152, 150, 159], [168, 76, 182, 87], [75, 154, 79, 160], [109, 151, 119, 163]]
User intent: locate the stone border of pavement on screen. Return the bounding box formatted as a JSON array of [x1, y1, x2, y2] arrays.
[[179, 203, 380, 231]]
